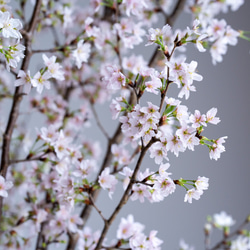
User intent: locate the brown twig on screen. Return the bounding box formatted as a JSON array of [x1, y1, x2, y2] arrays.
[[89, 194, 107, 223], [94, 139, 156, 249]]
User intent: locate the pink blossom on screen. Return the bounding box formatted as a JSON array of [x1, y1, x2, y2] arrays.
[[224, 25, 239, 46], [196, 34, 207, 52], [52, 130, 72, 159], [166, 134, 185, 157], [67, 214, 83, 233], [119, 166, 133, 190], [210, 38, 228, 65], [110, 98, 122, 120], [34, 208, 48, 232], [39, 124, 59, 144], [0, 11, 22, 39], [73, 160, 96, 179], [121, 0, 148, 17], [186, 134, 200, 151], [146, 24, 171, 46], [42, 170, 59, 190], [206, 107, 220, 125], [179, 239, 195, 250], [230, 236, 250, 250], [98, 167, 118, 199], [195, 176, 209, 191], [111, 144, 131, 165], [145, 75, 162, 95], [149, 141, 169, 164], [153, 175, 176, 198], [0, 176, 13, 197], [122, 54, 147, 75], [129, 232, 149, 249], [184, 188, 203, 203], [42, 54, 65, 81], [148, 230, 163, 249], [190, 110, 207, 128], [72, 40, 91, 69], [6, 43, 25, 71], [14, 70, 35, 94], [131, 184, 149, 203], [209, 136, 227, 160], [158, 163, 171, 177], [207, 19, 227, 41], [116, 214, 144, 240], [32, 71, 51, 94], [213, 211, 235, 228]]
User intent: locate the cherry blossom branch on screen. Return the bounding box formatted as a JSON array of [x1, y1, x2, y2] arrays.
[[94, 138, 156, 250], [66, 95, 133, 249], [136, 0, 186, 99], [0, 0, 43, 221], [79, 91, 137, 224], [35, 222, 46, 250], [65, 2, 190, 249]]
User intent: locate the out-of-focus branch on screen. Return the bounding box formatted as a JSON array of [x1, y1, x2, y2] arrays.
[[32, 47, 65, 54], [209, 215, 250, 250], [0, 0, 43, 226], [166, 0, 186, 26]]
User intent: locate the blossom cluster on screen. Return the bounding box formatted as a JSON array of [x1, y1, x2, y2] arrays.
[[0, 10, 24, 70], [116, 214, 163, 249]]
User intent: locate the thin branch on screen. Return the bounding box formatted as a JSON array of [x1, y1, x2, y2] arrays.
[[158, 42, 177, 113], [94, 139, 156, 250], [32, 47, 65, 54], [89, 194, 107, 223], [51, 25, 61, 47], [35, 221, 46, 250], [9, 153, 48, 164], [27, 0, 43, 34], [90, 103, 110, 140]]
